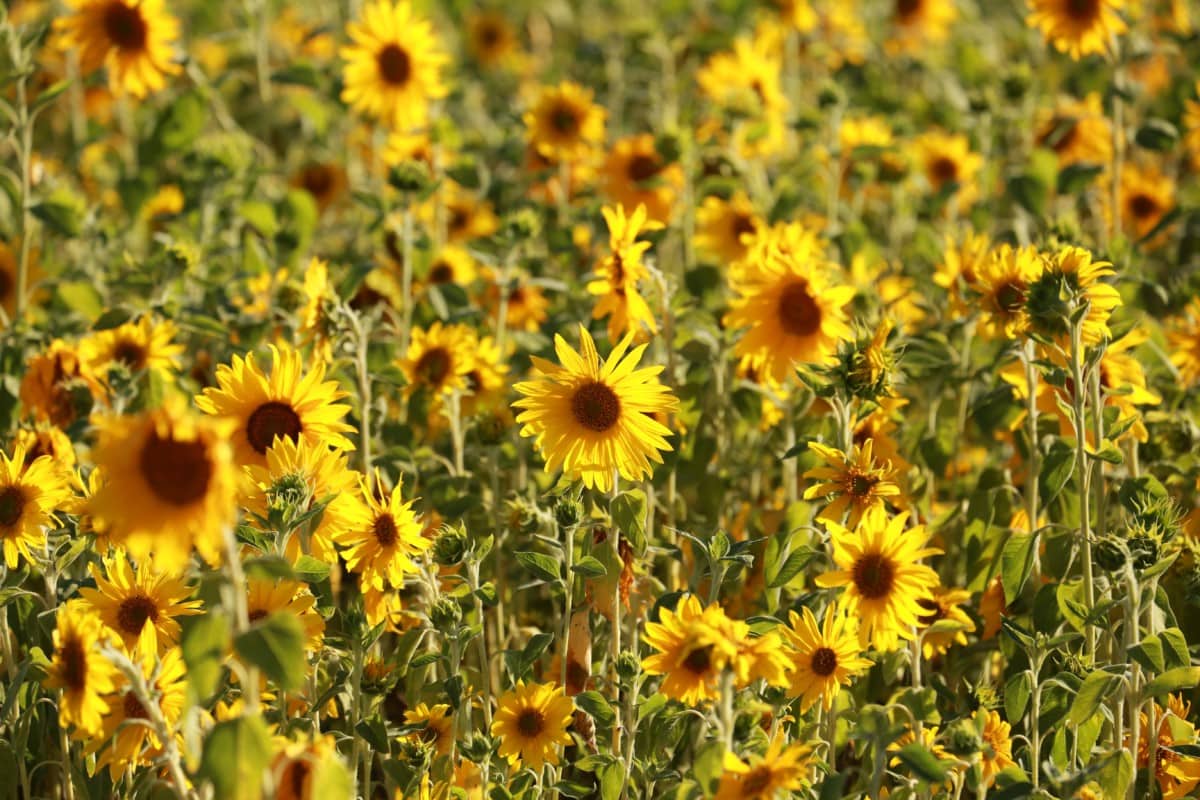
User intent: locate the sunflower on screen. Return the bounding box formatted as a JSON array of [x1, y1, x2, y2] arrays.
[[85, 646, 187, 780], [337, 472, 427, 591], [298, 258, 335, 363], [696, 35, 786, 117], [602, 135, 683, 224], [461, 335, 509, 418], [804, 439, 903, 527], [725, 228, 854, 383], [886, 0, 957, 55], [491, 681, 574, 771], [43, 600, 118, 736], [399, 322, 476, 399], [915, 586, 975, 659], [196, 344, 356, 469], [1035, 94, 1112, 167], [1029, 245, 1120, 346], [19, 338, 103, 428], [339, 0, 448, 131], [246, 578, 326, 651], [242, 436, 368, 565], [977, 709, 1015, 787], [0, 240, 21, 323], [889, 724, 954, 782], [714, 737, 812, 800], [817, 509, 942, 652], [588, 204, 663, 343], [142, 184, 184, 226], [90, 398, 238, 572], [489, 276, 551, 333], [54, 0, 181, 97], [10, 424, 76, 473], [434, 182, 501, 243], [972, 244, 1044, 341], [1027, 0, 1127, 60], [512, 326, 678, 493], [80, 316, 184, 381], [911, 130, 982, 208], [271, 7, 336, 61], [851, 398, 912, 477], [781, 606, 873, 713], [362, 584, 419, 632], [466, 11, 520, 68], [404, 703, 454, 757], [78, 551, 202, 656], [1132, 694, 1200, 800], [1114, 162, 1175, 244], [293, 162, 348, 212], [269, 733, 346, 800], [422, 247, 478, 293], [1168, 299, 1200, 387], [641, 595, 742, 705], [933, 232, 991, 316], [525, 82, 606, 164], [0, 442, 73, 569], [694, 192, 764, 265]]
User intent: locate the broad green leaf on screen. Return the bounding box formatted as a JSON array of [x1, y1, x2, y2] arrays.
[[1160, 628, 1190, 670], [182, 614, 230, 704], [895, 742, 948, 783], [1005, 671, 1032, 722], [1142, 667, 1200, 699], [767, 547, 815, 588], [1068, 670, 1120, 726], [1130, 635, 1165, 674], [1098, 751, 1134, 800], [1038, 440, 1075, 507], [611, 490, 648, 557], [234, 613, 306, 691], [1001, 534, 1037, 604], [575, 691, 615, 726], [515, 551, 561, 584], [198, 716, 271, 800], [571, 556, 607, 578], [598, 761, 625, 800], [693, 739, 725, 795]]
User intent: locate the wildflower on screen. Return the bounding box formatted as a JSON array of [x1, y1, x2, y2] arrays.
[[695, 192, 763, 265], [338, 473, 427, 590], [404, 703, 454, 756], [587, 204, 663, 342], [80, 316, 184, 382], [1113, 162, 1175, 244], [246, 578, 326, 652], [524, 82, 607, 164], [911, 131, 982, 208], [55, 0, 182, 97], [916, 586, 976, 658], [602, 135, 683, 224], [1035, 94, 1112, 167], [977, 709, 1015, 787], [78, 551, 202, 655], [19, 339, 103, 428], [398, 323, 476, 398], [293, 163, 347, 212], [715, 737, 812, 799], [269, 733, 349, 800], [491, 681, 574, 771], [973, 245, 1044, 340], [887, 0, 957, 55], [781, 606, 873, 712]]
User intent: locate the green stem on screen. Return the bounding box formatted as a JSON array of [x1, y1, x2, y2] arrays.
[[560, 522, 575, 692], [400, 207, 415, 356], [1022, 340, 1042, 585], [1068, 318, 1097, 661]]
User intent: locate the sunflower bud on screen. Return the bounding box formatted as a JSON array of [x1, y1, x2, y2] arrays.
[[616, 651, 640, 682], [461, 732, 493, 763], [554, 494, 584, 529], [655, 131, 684, 164], [1094, 537, 1127, 573], [388, 160, 433, 194], [944, 718, 983, 757], [429, 597, 462, 630], [433, 525, 469, 566], [504, 207, 541, 240]]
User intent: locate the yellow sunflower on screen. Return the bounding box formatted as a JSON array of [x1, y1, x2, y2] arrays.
[[1032, 245, 1120, 346], [1132, 694, 1200, 800], [80, 316, 184, 381], [0, 442, 73, 569], [90, 398, 238, 572], [462, 335, 509, 418], [269, 733, 347, 800], [911, 130, 983, 208], [803, 439, 903, 527], [1027, 0, 1127, 60], [781, 606, 873, 713], [43, 600, 118, 736], [979, 577, 1007, 640], [489, 276, 551, 333], [934, 232, 992, 317], [78, 550, 202, 656], [404, 703, 454, 757], [602, 135, 683, 224], [196, 344, 356, 469], [886, 0, 957, 55], [85, 646, 187, 780], [399, 322, 476, 398], [246, 578, 326, 651], [973, 244, 1044, 341], [19, 338, 103, 428], [588, 203, 663, 343], [337, 472, 427, 590], [694, 192, 764, 265], [696, 35, 786, 117], [466, 11, 520, 68], [433, 182, 501, 244], [816, 509, 942, 652], [10, 424, 76, 473], [641, 595, 741, 705], [242, 436, 368, 565], [1168, 301, 1200, 387], [1114, 162, 1175, 244], [724, 231, 855, 384], [293, 163, 348, 213], [512, 326, 678, 493], [715, 737, 812, 800], [298, 258, 335, 363], [524, 81, 606, 164], [54, 0, 181, 97], [1035, 94, 1112, 167], [491, 681, 575, 771], [1184, 84, 1200, 169], [977, 709, 1015, 787], [339, 0, 448, 131], [422, 246, 478, 293], [916, 586, 976, 658]]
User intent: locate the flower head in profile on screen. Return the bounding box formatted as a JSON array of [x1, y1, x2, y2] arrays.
[[43, 600, 119, 736], [977, 709, 1016, 787], [1131, 694, 1200, 800], [587, 204, 663, 343], [491, 681, 574, 771], [916, 586, 976, 658], [1027, 0, 1127, 60], [513, 326, 677, 493], [55, 0, 182, 97], [0, 442, 74, 569]]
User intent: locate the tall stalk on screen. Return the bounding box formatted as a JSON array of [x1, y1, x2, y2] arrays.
[[1068, 317, 1097, 660]]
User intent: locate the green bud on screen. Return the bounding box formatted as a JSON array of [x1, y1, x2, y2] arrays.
[[944, 718, 983, 757], [429, 597, 463, 630], [433, 525, 469, 566], [616, 651, 640, 682], [1094, 537, 1127, 573], [388, 160, 433, 194], [554, 494, 584, 529], [504, 207, 541, 240], [654, 131, 684, 165]]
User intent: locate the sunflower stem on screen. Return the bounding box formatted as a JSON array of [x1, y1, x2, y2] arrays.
[[1068, 314, 1097, 662], [560, 520, 575, 693], [12, 46, 33, 324], [353, 310, 375, 480], [222, 527, 259, 712], [57, 702, 76, 800], [253, 0, 273, 104], [719, 669, 735, 751], [400, 206, 416, 357], [611, 472, 622, 758], [1021, 339, 1042, 585]]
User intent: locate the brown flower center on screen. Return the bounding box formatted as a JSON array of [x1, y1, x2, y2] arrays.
[[0, 265, 12, 305], [571, 381, 621, 432], [1129, 194, 1159, 220], [929, 157, 959, 186], [246, 401, 303, 454], [415, 347, 452, 387], [1066, 0, 1100, 21], [994, 281, 1027, 314], [811, 646, 839, 676], [777, 280, 822, 337], [627, 154, 661, 183], [301, 165, 335, 200], [139, 431, 214, 506], [117, 594, 159, 636], [917, 597, 945, 626], [123, 691, 150, 720], [550, 104, 580, 135], [374, 514, 398, 547], [741, 766, 774, 795], [682, 645, 713, 675], [428, 261, 454, 284], [248, 608, 269, 623], [731, 213, 757, 240], [376, 43, 412, 87], [849, 473, 877, 497], [282, 758, 312, 798], [852, 552, 896, 600], [0, 486, 26, 528], [112, 338, 148, 371], [516, 708, 545, 737], [59, 633, 88, 692], [896, 0, 923, 22], [103, 1, 147, 51]]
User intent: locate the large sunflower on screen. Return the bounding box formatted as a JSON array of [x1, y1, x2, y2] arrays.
[[602, 135, 683, 224], [398, 322, 476, 398], [0, 442, 73, 569], [803, 439, 903, 527], [781, 606, 873, 713], [78, 551, 202, 656], [90, 398, 238, 572], [972, 244, 1044, 341], [337, 473, 427, 591], [339, 0, 448, 131], [816, 509, 942, 652], [81, 316, 184, 382], [490, 681, 574, 771], [715, 737, 812, 800], [196, 344, 356, 469], [587, 204, 663, 343], [524, 81, 607, 164], [640, 595, 741, 705], [694, 192, 764, 265], [724, 232, 855, 383], [512, 326, 678, 493], [54, 0, 181, 97], [1027, 0, 1127, 60], [43, 600, 118, 736]]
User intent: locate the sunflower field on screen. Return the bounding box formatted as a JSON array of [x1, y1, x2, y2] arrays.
[[4, 0, 1200, 798]]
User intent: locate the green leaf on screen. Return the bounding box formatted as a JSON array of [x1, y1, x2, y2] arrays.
[[240, 200, 278, 238], [767, 547, 816, 589], [571, 556, 607, 578], [515, 551, 561, 584], [31, 189, 84, 237], [181, 614, 229, 704], [1001, 534, 1037, 604], [293, 555, 332, 583], [1039, 440, 1075, 507], [1056, 580, 1089, 632], [1097, 750, 1134, 800], [575, 691, 615, 726], [597, 761, 624, 800], [1068, 670, 1120, 726], [312, 755, 355, 798], [1134, 119, 1178, 151], [693, 739, 725, 795], [152, 90, 207, 152], [198, 716, 271, 800], [611, 490, 648, 557], [1057, 163, 1103, 195], [1142, 667, 1200, 699], [895, 742, 949, 783], [1160, 628, 1190, 670], [1008, 173, 1048, 217], [521, 632, 554, 668], [234, 613, 306, 691], [1086, 440, 1123, 465], [1130, 635, 1165, 674], [1005, 671, 1032, 722], [242, 555, 295, 580]]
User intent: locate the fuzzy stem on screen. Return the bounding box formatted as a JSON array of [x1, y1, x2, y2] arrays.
[[1068, 318, 1097, 661], [560, 521, 575, 692], [1022, 340, 1042, 585]]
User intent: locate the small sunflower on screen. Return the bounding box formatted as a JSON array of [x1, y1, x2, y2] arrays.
[[196, 344, 356, 469], [462, 335, 509, 418], [1132, 694, 1200, 800], [488, 277, 550, 333], [90, 398, 239, 572], [1027, 0, 1127, 60], [915, 586, 976, 658], [587, 203, 663, 343], [972, 244, 1044, 341], [694, 192, 764, 265], [491, 681, 574, 771], [715, 737, 812, 800], [512, 326, 678, 493], [1114, 162, 1175, 244], [19, 338, 103, 428], [78, 551, 202, 656], [10, 425, 76, 473], [1184, 84, 1200, 170], [466, 11, 520, 68], [1030, 245, 1120, 345], [339, 0, 448, 131], [933, 232, 992, 315], [293, 162, 348, 212], [697, 35, 787, 118], [641, 595, 741, 705], [1168, 299, 1200, 387], [337, 472, 427, 591], [422, 246, 478, 293], [43, 600, 118, 736], [816, 509, 942, 652], [80, 316, 184, 381], [436, 183, 501, 243], [781, 606, 873, 713], [602, 135, 683, 224], [0, 442, 73, 569], [55, 0, 181, 97], [911, 130, 983, 208], [399, 322, 476, 398], [977, 709, 1016, 788], [803, 439, 903, 527], [1035, 94, 1112, 167], [246, 578, 326, 652], [887, 0, 957, 55], [524, 81, 607, 164], [404, 703, 454, 757], [269, 733, 346, 800]]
